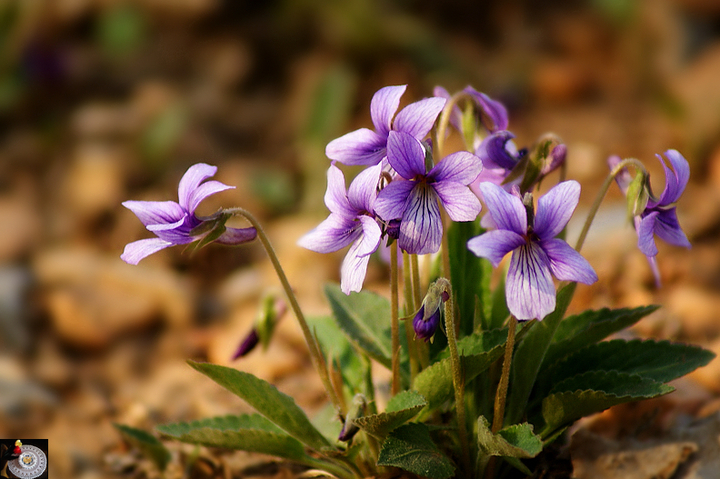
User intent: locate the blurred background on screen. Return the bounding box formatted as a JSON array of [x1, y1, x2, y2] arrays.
[[3, 0, 720, 477]]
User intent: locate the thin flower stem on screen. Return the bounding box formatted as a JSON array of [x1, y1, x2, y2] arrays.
[[575, 158, 648, 253], [403, 252, 420, 381], [410, 254, 422, 310], [224, 208, 344, 414], [436, 91, 473, 157], [492, 316, 517, 434], [390, 241, 401, 396], [439, 278, 470, 475]]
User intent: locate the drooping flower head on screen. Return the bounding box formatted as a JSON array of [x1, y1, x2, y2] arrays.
[[609, 150, 691, 285], [467, 181, 597, 320], [374, 131, 483, 254], [121, 163, 257, 265], [326, 85, 446, 166], [297, 163, 383, 294]]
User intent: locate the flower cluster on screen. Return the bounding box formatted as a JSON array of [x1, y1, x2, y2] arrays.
[[299, 85, 483, 293]]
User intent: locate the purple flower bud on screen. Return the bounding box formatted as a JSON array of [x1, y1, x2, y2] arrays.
[[231, 329, 259, 359], [413, 283, 449, 342], [338, 394, 366, 442]]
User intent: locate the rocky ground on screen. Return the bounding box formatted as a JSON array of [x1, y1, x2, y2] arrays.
[[3, 1, 720, 478]]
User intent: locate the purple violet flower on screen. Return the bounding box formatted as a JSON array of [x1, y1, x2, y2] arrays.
[[609, 150, 691, 285], [325, 85, 446, 166], [121, 163, 257, 265], [374, 131, 483, 255], [433, 85, 509, 140], [467, 181, 597, 320], [298, 164, 383, 294]]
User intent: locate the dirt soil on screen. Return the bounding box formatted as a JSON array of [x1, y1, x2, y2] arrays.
[[2, 1, 720, 478]]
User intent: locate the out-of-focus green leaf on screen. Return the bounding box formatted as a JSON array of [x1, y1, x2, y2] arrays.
[[114, 423, 171, 472]]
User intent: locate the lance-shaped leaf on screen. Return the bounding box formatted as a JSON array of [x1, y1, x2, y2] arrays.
[[544, 338, 715, 386], [542, 305, 659, 371], [541, 370, 674, 435], [377, 423, 455, 479], [354, 390, 426, 439], [188, 361, 330, 452], [156, 414, 306, 461], [324, 283, 392, 368], [114, 423, 171, 471]]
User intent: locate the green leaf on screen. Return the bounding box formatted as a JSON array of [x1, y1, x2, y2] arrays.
[[188, 361, 330, 451], [354, 391, 426, 439], [448, 220, 491, 333], [114, 423, 171, 471], [377, 423, 455, 479], [542, 305, 659, 370], [156, 414, 306, 461], [324, 283, 392, 368], [476, 416, 542, 458], [505, 283, 576, 425], [414, 342, 505, 411], [541, 371, 674, 434], [308, 315, 365, 390], [545, 338, 715, 386]]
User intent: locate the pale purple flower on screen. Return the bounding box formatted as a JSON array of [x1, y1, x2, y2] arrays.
[[121, 163, 256, 265], [374, 131, 483, 255], [433, 85, 509, 140], [326, 85, 446, 166], [467, 181, 597, 320], [298, 164, 383, 294], [610, 150, 691, 285]]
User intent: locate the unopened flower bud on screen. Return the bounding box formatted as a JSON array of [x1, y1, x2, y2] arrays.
[[413, 281, 449, 342], [338, 394, 367, 442], [231, 293, 286, 360], [626, 171, 650, 219]]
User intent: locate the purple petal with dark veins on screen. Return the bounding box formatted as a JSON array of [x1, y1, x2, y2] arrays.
[[478, 182, 526, 235], [326, 128, 387, 166], [433, 181, 482, 222], [467, 229, 525, 267], [374, 178, 415, 221], [370, 85, 406, 138], [297, 214, 360, 253], [348, 164, 381, 213], [637, 212, 659, 257], [506, 242, 556, 320], [386, 131, 426, 180], [534, 181, 580, 240], [393, 97, 447, 140], [185, 180, 234, 215], [429, 151, 483, 185], [542, 238, 598, 284], [324, 165, 354, 217], [339, 216, 382, 294], [399, 183, 442, 255]]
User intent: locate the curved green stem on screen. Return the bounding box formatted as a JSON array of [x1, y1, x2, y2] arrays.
[[575, 158, 648, 253], [438, 278, 470, 475], [225, 208, 343, 414], [492, 316, 517, 433], [390, 241, 401, 396], [436, 91, 474, 157]]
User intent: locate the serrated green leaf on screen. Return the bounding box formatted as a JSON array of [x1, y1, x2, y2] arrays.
[[414, 342, 505, 411], [476, 416, 542, 459], [543, 305, 659, 370], [324, 283, 392, 368], [156, 414, 306, 460], [545, 338, 715, 386], [114, 423, 171, 471], [377, 423, 455, 479], [354, 391, 426, 439], [188, 361, 330, 451], [505, 283, 576, 425], [541, 370, 674, 435]]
